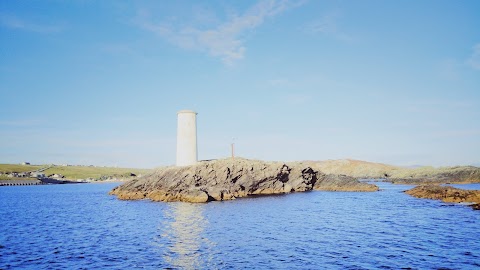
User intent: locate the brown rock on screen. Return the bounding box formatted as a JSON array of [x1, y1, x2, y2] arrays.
[[405, 185, 480, 210], [314, 173, 379, 192], [110, 158, 378, 203], [181, 190, 210, 203]]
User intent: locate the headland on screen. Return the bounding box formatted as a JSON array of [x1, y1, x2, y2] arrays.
[[110, 158, 480, 206], [109, 158, 377, 203]]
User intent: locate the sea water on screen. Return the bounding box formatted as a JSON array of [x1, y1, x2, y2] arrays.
[[0, 182, 479, 269]]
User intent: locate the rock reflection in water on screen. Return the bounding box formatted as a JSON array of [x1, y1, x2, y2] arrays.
[[155, 203, 216, 269]]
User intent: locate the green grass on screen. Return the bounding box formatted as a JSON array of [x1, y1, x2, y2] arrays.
[[0, 164, 44, 173], [0, 164, 152, 180], [41, 165, 152, 180]]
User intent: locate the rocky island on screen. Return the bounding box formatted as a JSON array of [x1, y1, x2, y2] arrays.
[[109, 158, 378, 203], [109, 158, 480, 208], [406, 185, 480, 210]]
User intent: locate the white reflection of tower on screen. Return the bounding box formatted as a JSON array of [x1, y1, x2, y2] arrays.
[[157, 203, 216, 269]]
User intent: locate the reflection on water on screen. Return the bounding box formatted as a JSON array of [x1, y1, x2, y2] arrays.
[[155, 203, 217, 269], [2, 183, 480, 269]]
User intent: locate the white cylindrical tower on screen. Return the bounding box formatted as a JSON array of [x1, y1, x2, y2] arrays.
[[176, 110, 198, 166]]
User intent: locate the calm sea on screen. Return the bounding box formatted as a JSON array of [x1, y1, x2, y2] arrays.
[[1, 182, 479, 269]]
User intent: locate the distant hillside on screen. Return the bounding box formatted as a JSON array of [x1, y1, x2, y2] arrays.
[[302, 159, 399, 179], [300, 159, 480, 184], [0, 164, 44, 174], [2, 159, 478, 184], [388, 165, 480, 184], [0, 164, 152, 181]]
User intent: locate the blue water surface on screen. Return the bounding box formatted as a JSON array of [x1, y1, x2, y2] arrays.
[[0, 182, 479, 269]]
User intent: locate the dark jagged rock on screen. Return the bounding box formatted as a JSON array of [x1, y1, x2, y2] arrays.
[[109, 158, 378, 203]]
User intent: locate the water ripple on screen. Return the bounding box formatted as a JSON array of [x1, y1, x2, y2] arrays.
[[0, 182, 479, 269]]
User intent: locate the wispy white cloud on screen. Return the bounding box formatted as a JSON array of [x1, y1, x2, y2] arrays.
[[307, 13, 337, 34], [0, 13, 65, 33], [305, 11, 353, 42], [466, 43, 480, 70], [134, 0, 303, 65]]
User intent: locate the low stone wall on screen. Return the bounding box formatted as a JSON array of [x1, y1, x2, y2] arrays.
[[0, 178, 87, 186], [0, 180, 44, 186]]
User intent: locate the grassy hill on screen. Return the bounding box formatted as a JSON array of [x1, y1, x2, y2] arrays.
[[0, 164, 152, 181], [0, 164, 44, 174]]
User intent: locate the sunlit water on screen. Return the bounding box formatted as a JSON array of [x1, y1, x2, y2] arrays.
[[1, 182, 479, 269]]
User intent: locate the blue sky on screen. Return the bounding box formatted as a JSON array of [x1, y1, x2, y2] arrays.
[[1, 0, 479, 168]]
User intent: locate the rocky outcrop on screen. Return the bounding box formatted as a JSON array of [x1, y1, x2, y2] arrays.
[[109, 158, 378, 203], [405, 185, 480, 210]]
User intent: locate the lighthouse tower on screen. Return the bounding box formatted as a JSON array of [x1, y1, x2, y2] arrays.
[[176, 110, 198, 166]]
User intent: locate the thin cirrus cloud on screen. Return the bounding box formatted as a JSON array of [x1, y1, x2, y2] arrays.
[[305, 11, 353, 42], [466, 43, 480, 70], [0, 13, 65, 33], [134, 0, 303, 65]]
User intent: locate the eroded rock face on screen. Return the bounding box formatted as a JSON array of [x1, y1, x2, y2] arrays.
[[405, 185, 480, 210], [109, 158, 378, 203]]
